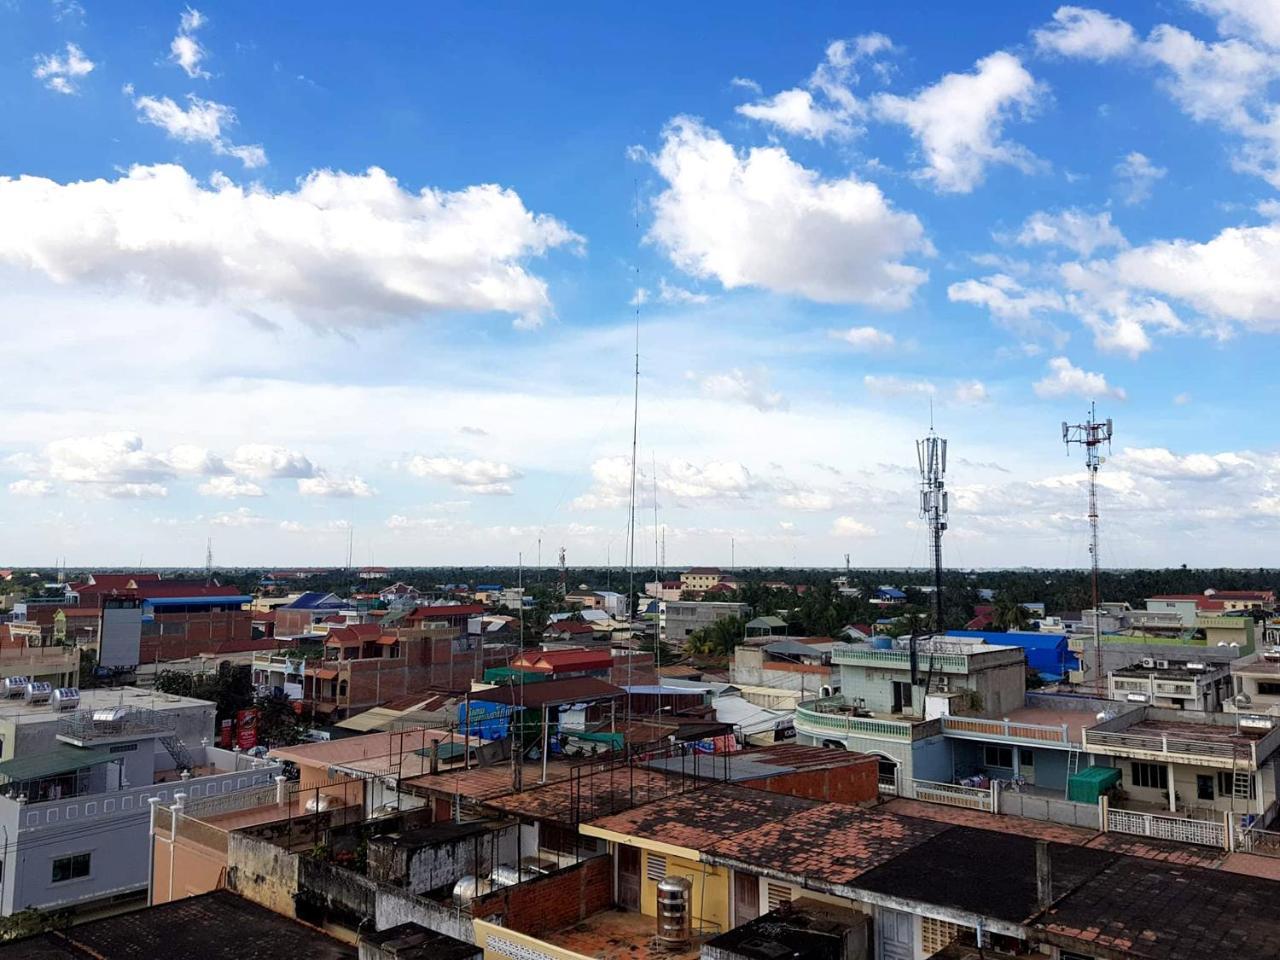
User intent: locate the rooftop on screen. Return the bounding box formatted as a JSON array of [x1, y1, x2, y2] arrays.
[[1124, 716, 1264, 748], [0, 889, 354, 960], [543, 907, 699, 960], [267, 727, 470, 775], [467, 676, 625, 709], [0, 686, 212, 725]]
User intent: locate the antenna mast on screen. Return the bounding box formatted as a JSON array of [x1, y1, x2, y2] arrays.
[[917, 428, 948, 634], [558, 546, 567, 599], [204, 538, 213, 585], [1063, 402, 1113, 692]]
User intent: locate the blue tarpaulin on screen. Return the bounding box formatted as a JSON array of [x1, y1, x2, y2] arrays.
[[945, 629, 1079, 681]]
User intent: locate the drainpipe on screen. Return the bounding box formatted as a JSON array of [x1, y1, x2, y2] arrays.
[[1035, 840, 1053, 912], [146, 796, 161, 905]]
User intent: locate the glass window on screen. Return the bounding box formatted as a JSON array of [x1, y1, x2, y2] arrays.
[[1217, 772, 1257, 799], [51, 853, 90, 883], [1019, 749, 1035, 767], [984, 746, 1014, 768], [1130, 762, 1168, 790]]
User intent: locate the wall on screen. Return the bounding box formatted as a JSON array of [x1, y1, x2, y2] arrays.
[[909, 735, 954, 783], [742, 757, 878, 805], [731, 649, 833, 693], [227, 828, 302, 917], [996, 792, 1100, 828], [470, 855, 614, 938], [473, 919, 593, 960], [637, 849, 729, 934]]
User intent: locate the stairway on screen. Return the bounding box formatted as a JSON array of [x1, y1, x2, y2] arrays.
[[161, 735, 194, 772]]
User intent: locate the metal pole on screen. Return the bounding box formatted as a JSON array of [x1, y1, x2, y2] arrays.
[[541, 704, 550, 784]]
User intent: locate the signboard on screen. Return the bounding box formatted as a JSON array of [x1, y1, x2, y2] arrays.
[[219, 718, 233, 749], [236, 709, 258, 751]]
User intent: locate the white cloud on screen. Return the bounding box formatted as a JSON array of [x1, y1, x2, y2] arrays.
[[170, 7, 210, 79], [0, 164, 579, 329], [864, 374, 935, 397], [646, 118, 929, 306], [735, 35, 896, 141], [1033, 6, 1138, 60], [831, 325, 896, 350], [33, 43, 94, 95], [873, 51, 1043, 193], [573, 455, 758, 509], [778, 491, 834, 511], [657, 278, 710, 304], [133, 95, 267, 168], [297, 475, 375, 498], [1033, 356, 1126, 400], [1120, 446, 1254, 480], [953, 380, 990, 404], [8, 479, 53, 497], [104, 482, 168, 499], [407, 456, 520, 495], [227, 445, 317, 479], [209, 507, 268, 527], [730, 77, 762, 93], [39, 432, 173, 484], [695, 368, 787, 412], [1193, 0, 1280, 50], [1059, 261, 1185, 356], [831, 515, 876, 537], [1114, 151, 1167, 205], [947, 274, 1067, 343], [198, 476, 264, 498], [1017, 209, 1127, 256]]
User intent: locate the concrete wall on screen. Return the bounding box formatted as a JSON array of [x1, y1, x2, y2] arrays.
[[470, 855, 614, 938], [910, 735, 954, 783], [997, 791, 1100, 829], [227, 828, 302, 917]]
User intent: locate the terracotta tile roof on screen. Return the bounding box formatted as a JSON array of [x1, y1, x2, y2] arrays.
[[408, 603, 485, 619], [481, 767, 681, 824], [467, 677, 624, 709]]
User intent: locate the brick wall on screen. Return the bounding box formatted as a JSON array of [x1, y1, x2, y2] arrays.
[[469, 854, 613, 937], [139, 610, 263, 662]]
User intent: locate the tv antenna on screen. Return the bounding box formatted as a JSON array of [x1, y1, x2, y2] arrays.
[[204, 538, 214, 585], [1063, 402, 1113, 692]]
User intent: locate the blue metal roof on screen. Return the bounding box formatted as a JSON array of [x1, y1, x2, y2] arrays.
[[286, 591, 345, 610], [145, 595, 251, 607], [946, 629, 1079, 680], [875, 587, 907, 599]]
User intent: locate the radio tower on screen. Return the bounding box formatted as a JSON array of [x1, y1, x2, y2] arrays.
[[204, 538, 214, 586], [917, 427, 948, 636], [1063, 403, 1113, 692], [558, 546, 567, 599]]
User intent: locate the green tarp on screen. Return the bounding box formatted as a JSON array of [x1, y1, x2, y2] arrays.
[[0, 745, 116, 785], [1067, 765, 1121, 804]]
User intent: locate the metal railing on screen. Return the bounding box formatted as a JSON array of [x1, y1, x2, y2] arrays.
[[941, 715, 1075, 746], [1106, 807, 1228, 849], [833, 646, 972, 673], [1083, 728, 1268, 768], [907, 778, 996, 812], [795, 697, 934, 741]]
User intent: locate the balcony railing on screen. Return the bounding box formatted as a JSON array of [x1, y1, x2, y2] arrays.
[[795, 696, 939, 741], [832, 646, 971, 673], [1082, 725, 1280, 769], [941, 715, 1076, 747]]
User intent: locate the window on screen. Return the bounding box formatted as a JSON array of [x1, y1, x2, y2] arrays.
[[1217, 772, 1257, 799], [984, 746, 1014, 769], [51, 853, 90, 883], [1197, 774, 1215, 801], [1257, 681, 1280, 697], [109, 743, 138, 754], [1019, 749, 1035, 768], [766, 883, 791, 910], [1130, 762, 1168, 790], [921, 918, 963, 953]]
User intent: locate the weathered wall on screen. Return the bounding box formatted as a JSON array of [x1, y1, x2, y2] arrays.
[[469, 855, 614, 938], [227, 829, 302, 917], [742, 756, 878, 805]]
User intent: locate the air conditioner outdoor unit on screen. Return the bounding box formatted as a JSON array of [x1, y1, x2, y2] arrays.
[[1186, 662, 1207, 672], [1126, 692, 1150, 703], [1141, 657, 1155, 668], [1155, 659, 1170, 670]]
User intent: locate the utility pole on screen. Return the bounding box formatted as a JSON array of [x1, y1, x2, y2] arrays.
[[1063, 403, 1113, 693]]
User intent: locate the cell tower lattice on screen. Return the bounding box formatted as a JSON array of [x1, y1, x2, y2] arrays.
[[1062, 403, 1113, 691], [917, 430, 948, 634]]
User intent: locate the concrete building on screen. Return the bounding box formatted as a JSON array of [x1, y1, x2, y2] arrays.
[[1228, 649, 1280, 716], [679, 567, 726, 593], [0, 695, 279, 917], [1108, 657, 1233, 711], [730, 639, 835, 695], [659, 600, 748, 646]]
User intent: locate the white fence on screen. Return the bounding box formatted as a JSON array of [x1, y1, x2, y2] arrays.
[[894, 777, 995, 812], [1105, 807, 1228, 848]]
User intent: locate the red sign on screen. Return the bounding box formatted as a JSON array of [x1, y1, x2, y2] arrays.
[[236, 709, 258, 751], [219, 719, 233, 749]]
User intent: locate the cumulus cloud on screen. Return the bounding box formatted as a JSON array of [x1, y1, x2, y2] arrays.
[[831, 325, 897, 350], [104, 483, 168, 499], [646, 118, 928, 307], [8, 479, 54, 497], [198, 476, 264, 498], [1192, 0, 1280, 50], [33, 43, 94, 94], [227, 445, 317, 479], [1114, 151, 1167, 205], [37, 432, 174, 484], [170, 7, 210, 79], [1033, 6, 1137, 60], [133, 94, 266, 168], [1119, 446, 1254, 480], [953, 380, 990, 404], [657, 278, 710, 304], [1016, 209, 1127, 256], [573, 455, 758, 509], [695, 368, 787, 411], [1033, 356, 1126, 400], [778, 491, 834, 511], [947, 274, 1067, 344], [864, 374, 936, 397], [832, 516, 876, 537], [0, 164, 579, 329], [736, 35, 896, 141], [297, 474, 375, 498], [407, 456, 521, 495], [873, 51, 1043, 192]]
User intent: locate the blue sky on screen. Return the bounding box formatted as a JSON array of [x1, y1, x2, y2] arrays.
[[2, 1, 1280, 568]]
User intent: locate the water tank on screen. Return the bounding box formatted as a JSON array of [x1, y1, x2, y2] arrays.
[[303, 794, 336, 813], [24, 682, 52, 704], [655, 876, 692, 946], [491, 864, 528, 888], [2, 677, 29, 698], [452, 875, 494, 905], [50, 688, 80, 711], [870, 636, 893, 650]]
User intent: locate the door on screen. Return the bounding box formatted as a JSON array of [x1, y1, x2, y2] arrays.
[[1197, 774, 1215, 802], [734, 871, 760, 924], [618, 845, 641, 911], [877, 907, 915, 960]]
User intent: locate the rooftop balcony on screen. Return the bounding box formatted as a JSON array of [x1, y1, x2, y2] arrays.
[[831, 641, 1023, 675], [1083, 709, 1280, 770], [940, 712, 1080, 748], [0, 645, 79, 678], [795, 695, 940, 742]]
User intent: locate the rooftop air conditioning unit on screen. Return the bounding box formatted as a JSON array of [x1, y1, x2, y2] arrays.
[[1155, 659, 1170, 670], [1141, 657, 1156, 668], [1126, 692, 1150, 703], [1186, 662, 1207, 672], [1239, 715, 1275, 732]]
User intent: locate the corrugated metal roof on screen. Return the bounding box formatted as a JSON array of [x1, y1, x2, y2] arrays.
[[0, 745, 116, 784]]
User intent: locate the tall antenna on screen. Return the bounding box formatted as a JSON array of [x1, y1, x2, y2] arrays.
[[1063, 402, 1113, 692], [917, 427, 948, 634], [558, 546, 567, 599], [204, 538, 213, 585], [624, 178, 642, 736]]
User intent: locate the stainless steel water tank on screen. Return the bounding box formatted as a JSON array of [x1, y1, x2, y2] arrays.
[[655, 875, 692, 945], [24, 682, 52, 704], [2, 677, 28, 698]]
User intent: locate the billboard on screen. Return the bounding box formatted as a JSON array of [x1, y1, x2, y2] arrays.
[[236, 709, 258, 751]]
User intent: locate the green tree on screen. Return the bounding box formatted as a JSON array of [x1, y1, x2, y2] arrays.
[[687, 615, 746, 656], [992, 596, 1032, 632], [254, 690, 306, 748]]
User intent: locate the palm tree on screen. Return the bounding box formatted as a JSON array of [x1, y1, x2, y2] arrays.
[[992, 595, 1032, 632]]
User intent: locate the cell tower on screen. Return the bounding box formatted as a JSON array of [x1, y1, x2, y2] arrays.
[[917, 428, 948, 633], [1062, 403, 1113, 692], [558, 546, 567, 599], [204, 538, 213, 585]]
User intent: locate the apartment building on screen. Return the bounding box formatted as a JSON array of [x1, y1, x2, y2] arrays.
[[0, 689, 279, 917], [659, 600, 748, 645], [1108, 657, 1233, 711], [1228, 649, 1280, 716]]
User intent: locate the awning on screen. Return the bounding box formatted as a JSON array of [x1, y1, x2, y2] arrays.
[[376, 636, 399, 645], [0, 745, 117, 785], [313, 668, 339, 680]]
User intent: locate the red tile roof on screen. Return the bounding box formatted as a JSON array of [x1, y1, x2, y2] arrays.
[[408, 604, 485, 620], [517, 649, 612, 672]]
